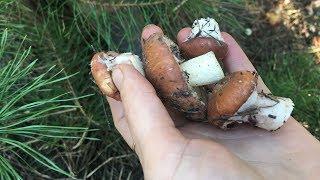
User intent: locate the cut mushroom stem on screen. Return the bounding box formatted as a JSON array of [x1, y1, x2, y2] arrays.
[[231, 91, 294, 131], [180, 52, 225, 86]]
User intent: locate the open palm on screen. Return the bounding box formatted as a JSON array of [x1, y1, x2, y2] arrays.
[[103, 25, 320, 179]]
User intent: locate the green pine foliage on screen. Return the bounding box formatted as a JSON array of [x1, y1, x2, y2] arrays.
[[0, 29, 91, 179], [0, 0, 319, 179], [0, 1, 90, 179]]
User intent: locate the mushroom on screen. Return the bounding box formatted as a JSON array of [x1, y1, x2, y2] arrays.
[[142, 33, 226, 120], [178, 17, 228, 60], [208, 71, 294, 131], [91, 51, 144, 100]]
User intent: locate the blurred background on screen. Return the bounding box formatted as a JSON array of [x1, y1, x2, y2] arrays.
[[0, 0, 319, 179]]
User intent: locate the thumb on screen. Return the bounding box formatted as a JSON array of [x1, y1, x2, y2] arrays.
[[111, 64, 185, 155]]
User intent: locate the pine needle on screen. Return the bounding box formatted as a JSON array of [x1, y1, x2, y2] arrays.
[[79, 0, 166, 9]]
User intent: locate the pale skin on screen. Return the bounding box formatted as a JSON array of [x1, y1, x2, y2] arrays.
[[103, 25, 320, 180]]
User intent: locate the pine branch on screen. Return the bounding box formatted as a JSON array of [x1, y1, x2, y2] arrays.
[[85, 154, 135, 178], [173, 0, 189, 12], [46, 35, 94, 150], [0, 3, 89, 177], [79, 0, 167, 9]]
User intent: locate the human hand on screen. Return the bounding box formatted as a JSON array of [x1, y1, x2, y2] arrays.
[[98, 25, 320, 179]]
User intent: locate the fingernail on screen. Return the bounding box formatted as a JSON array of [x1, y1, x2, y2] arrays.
[[177, 27, 192, 43], [112, 68, 123, 90], [141, 24, 163, 41]]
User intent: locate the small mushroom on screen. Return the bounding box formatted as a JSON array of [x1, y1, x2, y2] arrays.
[[208, 71, 294, 131], [179, 17, 228, 60], [91, 51, 144, 100]]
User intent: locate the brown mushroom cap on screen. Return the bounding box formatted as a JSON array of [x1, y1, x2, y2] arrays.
[[143, 33, 207, 120], [91, 51, 120, 100], [207, 71, 258, 124], [179, 37, 228, 60]]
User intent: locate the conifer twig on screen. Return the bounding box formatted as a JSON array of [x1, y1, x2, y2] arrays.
[[173, 0, 189, 12], [46, 39, 92, 150], [79, 0, 166, 8], [85, 154, 134, 178]]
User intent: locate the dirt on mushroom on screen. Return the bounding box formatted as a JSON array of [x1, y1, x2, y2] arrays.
[[142, 33, 207, 120]]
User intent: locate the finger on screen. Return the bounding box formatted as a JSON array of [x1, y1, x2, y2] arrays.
[[141, 24, 164, 43], [112, 64, 185, 155], [91, 53, 134, 147], [221, 32, 270, 93], [107, 97, 135, 148], [177, 27, 192, 45], [142, 24, 189, 126], [221, 32, 256, 72]]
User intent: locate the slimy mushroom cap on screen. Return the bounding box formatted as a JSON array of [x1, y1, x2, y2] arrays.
[[179, 37, 228, 60], [208, 71, 258, 122], [91, 52, 120, 100], [178, 17, 228, 60], [143, 33, 207, 119]]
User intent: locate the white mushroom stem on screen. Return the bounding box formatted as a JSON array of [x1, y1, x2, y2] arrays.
[[230, 91, 294, 131], [100, 52, 145, 76], [188, 17, 224, 42], [180, 52, 225, 86]]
